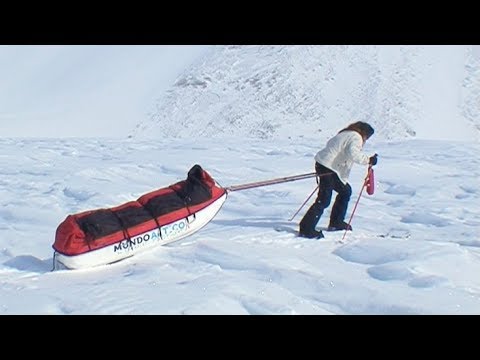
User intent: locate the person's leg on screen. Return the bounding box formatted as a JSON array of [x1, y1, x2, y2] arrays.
[[329, 178, 352, 230], [299, 164, 333, 237]]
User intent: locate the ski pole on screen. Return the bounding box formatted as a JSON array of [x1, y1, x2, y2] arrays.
[[342, 165, 372, 242], [288, 183, 320, 221]]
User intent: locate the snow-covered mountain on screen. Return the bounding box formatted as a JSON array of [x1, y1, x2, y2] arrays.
[[130, 45, 480, 142], [462, 45, 480, 134]]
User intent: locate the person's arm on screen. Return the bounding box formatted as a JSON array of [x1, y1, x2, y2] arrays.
[[346, 134, 371, 165]]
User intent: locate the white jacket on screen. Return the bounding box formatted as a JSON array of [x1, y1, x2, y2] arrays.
[[314, 130, 372, 185]]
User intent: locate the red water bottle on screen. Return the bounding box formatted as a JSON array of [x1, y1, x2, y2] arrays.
[[366, 167, 375, 195]]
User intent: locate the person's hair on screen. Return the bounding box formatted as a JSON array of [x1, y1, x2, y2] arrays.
[[338, 121, 374, 140]]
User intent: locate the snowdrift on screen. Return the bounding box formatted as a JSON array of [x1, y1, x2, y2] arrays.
[[53, 165, 227, 270]]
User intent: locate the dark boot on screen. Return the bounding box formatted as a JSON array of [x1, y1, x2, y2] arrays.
[[299, 229, 324, 239], [299, 202, 324, 236], [328, 221, 352, 231]]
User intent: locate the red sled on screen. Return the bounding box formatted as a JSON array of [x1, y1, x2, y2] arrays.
[[53, 165, 227, 270]]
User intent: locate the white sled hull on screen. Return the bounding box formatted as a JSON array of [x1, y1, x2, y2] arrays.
[[53, 193, 227, 270]]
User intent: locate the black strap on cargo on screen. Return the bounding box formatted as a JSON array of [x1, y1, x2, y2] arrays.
[[110, 209, 133, 247], [169, 185, 193, 219], [142, 206, 163, 240]]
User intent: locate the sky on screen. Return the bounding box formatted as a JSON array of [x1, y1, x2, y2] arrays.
[[0, 45, 479, 314], [0, 45, 212, 137]]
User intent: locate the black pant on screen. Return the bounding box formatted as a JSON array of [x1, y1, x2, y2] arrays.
[[299, 162, 352, 233]]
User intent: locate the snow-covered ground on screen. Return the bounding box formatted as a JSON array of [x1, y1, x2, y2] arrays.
[[0, 136, 479, 314]]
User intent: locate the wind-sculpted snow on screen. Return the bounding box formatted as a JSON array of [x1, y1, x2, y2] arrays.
[[1, 137, 480, 314]]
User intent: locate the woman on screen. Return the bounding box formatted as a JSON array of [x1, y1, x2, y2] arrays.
[[299, 121, 378, 239]]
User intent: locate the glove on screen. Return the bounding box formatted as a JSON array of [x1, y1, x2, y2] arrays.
[[369, 154, 378, 166]]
